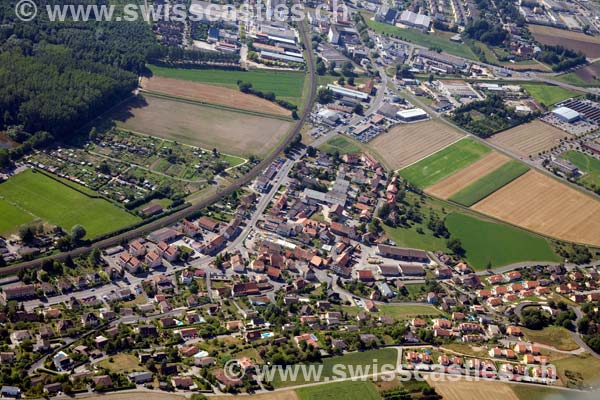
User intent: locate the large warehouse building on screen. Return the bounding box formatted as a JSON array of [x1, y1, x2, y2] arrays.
[[552, 106, 580, 123], [396, 108, 428, 122]]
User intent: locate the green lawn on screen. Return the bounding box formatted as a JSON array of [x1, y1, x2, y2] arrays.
[[271, 349, 397, 388], [445, 213, 560, 270], [399, 138, 491, 187], [449, 161, 529, 206], [364, 16, 478, 60], [376, 304, 443, 319], [148, 65, 305, 104], [521, 83, 580, 106], [0, 199, 35, 235], [562, 150, 600, 188], [511, 385, 579, 400], [297, 380, 381, 400], [319, 135, 362, 155], [383, 222, 448, 252], [0, 170, 140, 239], [553, 353, 600, 388]]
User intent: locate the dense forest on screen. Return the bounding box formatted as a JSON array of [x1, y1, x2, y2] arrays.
[[0, 0, 238, 157]]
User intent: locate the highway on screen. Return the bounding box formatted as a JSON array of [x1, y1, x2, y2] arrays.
[[0, 18, 317, 277]]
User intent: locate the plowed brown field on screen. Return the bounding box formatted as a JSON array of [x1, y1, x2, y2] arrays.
[[140, 76, 290, 116], [529, 25, 600, 58], [488, 121, 570, 158]]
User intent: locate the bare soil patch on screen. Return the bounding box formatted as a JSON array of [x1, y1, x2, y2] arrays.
[[488, 120, 571, 158], [369, 120, 464, 170], [529, 25, 600, 58], [140, 76, 290, 117], [426, 376, 519, 400], [426, 152, 510, 199], [112, 95, 292, 157], [574, 63, 600, 83], [472, 170, 600, 246]]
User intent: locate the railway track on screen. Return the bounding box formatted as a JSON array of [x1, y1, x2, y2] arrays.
[[1, 19, 316, 277]]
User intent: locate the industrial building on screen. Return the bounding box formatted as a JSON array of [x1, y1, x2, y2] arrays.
[[398, 10, 432, 31], [326, 84, 370, 101], [396, 108, 429, 122], [552, 106, 580, 123]]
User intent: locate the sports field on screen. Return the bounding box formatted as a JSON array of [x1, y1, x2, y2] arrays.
[[471, 170, 600, 246], [0, 170, 139, 238], [445, 213, 559, 269], [140, 76, 290, 116], [562, 150, 600, 188], [449, 161, 530, 207], [399, 138, 491, 187], [112, 95, 292, 157], [370, 120, 464, 170], [488, 120, 570, 158], [0, 198, 35, 235], [426, 152, 510, 199], [521, 83, 580, 106], [297, 381, 380, 400], [148, 65, 305, 105]]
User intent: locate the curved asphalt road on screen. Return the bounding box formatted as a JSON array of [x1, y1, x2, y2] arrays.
[[1, 20, 317, 277]]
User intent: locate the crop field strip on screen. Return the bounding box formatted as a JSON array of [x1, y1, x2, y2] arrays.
[[449, 160, 530, 207], [471, 170, 600, 246], [399, 138, 491, 188], [425, 151, 510, 199], [140, 76, 291, 117], [487, 120, 571, 158], [111, 95, 292, 158], [370, 120, 464, 170]]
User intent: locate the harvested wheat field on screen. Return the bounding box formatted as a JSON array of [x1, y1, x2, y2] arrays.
[[529, 25, 600, 58], [140, 76, 290, 117], [212, 391, 299, 400], [369, 120, 464, 170], [426, 376, 519, 400], [488, 120, 570, 158], [472, 170, 600, 246], [426, 151, 510, 199], [112, 95, 292, 157]]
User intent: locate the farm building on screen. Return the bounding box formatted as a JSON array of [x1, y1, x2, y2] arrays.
[[552, 106, 580, 123], [326, 84, 370, 101], [377, 244, 429, 263], [396, 108, 428, 122], [398, 10, 432, 31]]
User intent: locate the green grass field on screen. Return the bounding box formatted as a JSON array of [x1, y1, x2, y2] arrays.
[[296, 380, 381, 400], [376, 304, 443, 319], [449, 161, 529, 206], [562, 150, 600, 188], [271, 349, 397, 388], [0, 170, 140, 239], [522, 326, 579, 351], [383, 222, 449, 252], [511, 385, 581, 400], [445, 213, 560, 269], [399, 138, 491, 187], [319, 135, 362, 155], [364, 16, 478, 60], [148, 65, 305, 104], [0, 199, 35, 235], [521, 83, 580, 106]]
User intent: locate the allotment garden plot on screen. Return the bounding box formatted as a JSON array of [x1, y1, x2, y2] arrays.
[[111, 95, 292, 158], [369, 120, 464, 170]]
